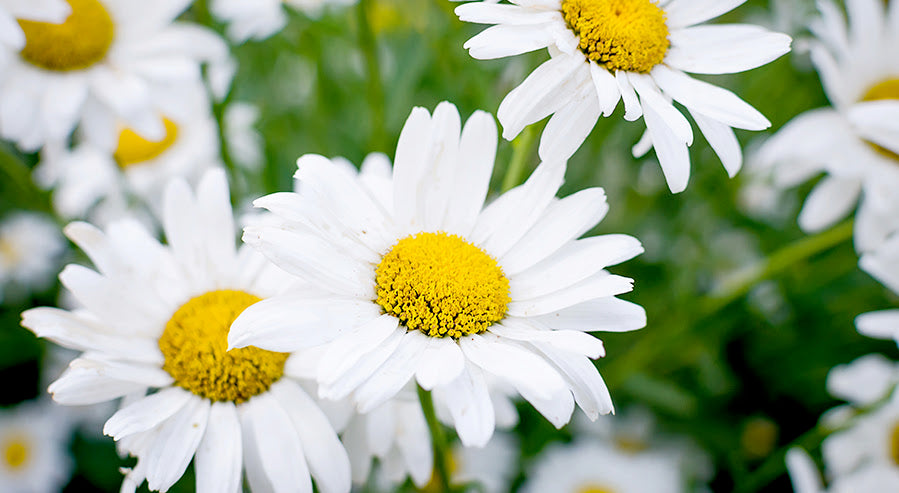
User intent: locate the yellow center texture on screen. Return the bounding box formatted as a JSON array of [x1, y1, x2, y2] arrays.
[[891, 421, 899, 466], [18, 0, 114, 72], [159, 290, 288, 404], [578, 486, 615, 493], [374, 232, 510, 339], [861, 77, 899, 161], [560, 0, 669, 73], [2, 438, 28, 470], [114, 118, 179, 168]]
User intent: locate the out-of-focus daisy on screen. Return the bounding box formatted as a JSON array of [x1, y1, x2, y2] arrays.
[[755, 0, 899, 251], [0, 212, 65, 303], [21, 169, 351, 493], [856, 234, 899, 344], [455, 0, 791, 193], [0, 0, 231, 151], [230, 102, 646, 447], [34, 86, 221, 225], [0, 400, 73, 493], [210, 0, 358, 43], [787, 447, 899, 493], [224, 102, 264, 171], [522, 440, 683, 493], [447, 432, 518, 493], [0, 0, 69, 52]]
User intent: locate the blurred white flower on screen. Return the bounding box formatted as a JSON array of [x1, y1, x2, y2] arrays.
[[21, 170, 352, 493], [0, 0, 231, 151], [0, 400, 73, 493], [211, 0, 358, 43], [224, 102, 264, 170], [455, 0, 791, 193], [0, 212, 65, 303], [856, 234, 899, 344], [754, 0, 899, 252]]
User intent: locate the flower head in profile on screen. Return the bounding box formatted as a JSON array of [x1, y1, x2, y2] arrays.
[[22, 169, 351, 493], [755, 0, 899, 251], [455, 0, 791, 193], [230, 102, 646, 447], [0, 0, 231, 151]]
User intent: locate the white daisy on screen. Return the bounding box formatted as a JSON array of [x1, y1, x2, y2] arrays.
[[0, 0, 69, 52], [449, 431, 518, 493], [34, 84, 222, 225], [0, 0, 231, 151], [224, 101, 264, 171], [856, 233, 899, 344], [210, 0, 358, 43], [787, 447, 899, 493], [229, 102, 646, 448], [0, 400, 73, 493], [21, 169, 352, 493], [0, 212, 65, 303], [522, 440, 683, 493], [454, 0, 791, 193], [755, 0, 899, 251]]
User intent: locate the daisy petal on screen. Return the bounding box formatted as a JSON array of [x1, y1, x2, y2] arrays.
[[641, 96, 691, 193], [242, 393, 313, 493], [664, 0, 746, 29], [666, 25, 791, 74], [144, 396, 210, 493], [103, 387, 192, 440], [463, 23, 556, 60], [441, 363, 496, 447], [459, 335, 568, 401], [507, 272, 635, 316], [195, 402, 242, 493], [537, 88, 601, 162], [855, 309, 899, 341], [535, 343, 614, 418], [355, 331, 430, 413], [532, 297, 647, 332], [415, 338, 466, 390], [797, 176, 861, 232], [690, 109, 743, 177]]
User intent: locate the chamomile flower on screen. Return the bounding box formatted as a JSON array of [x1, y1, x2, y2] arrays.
[[210, 0, 358, 43], [785, 448, 899, 493], [755, 0, 899, 251], [0, 401, 74, 493], [21, 169, 351, 493], [455, 0, 791, 193], [0, 0, 231, 151], [0, 212, 65, 303], [35, 86, 222, 225], [0, 0, 69, 52], [229, 102, 646, 447], [856, 234, 899, 344]]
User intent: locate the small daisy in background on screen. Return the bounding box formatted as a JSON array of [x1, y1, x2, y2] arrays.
[[21, 169, 352, 493], [856, 233, 899, 345], [0, 400, 74, 493], [0, 0, 231, 151], [755, 0, 899, 252], [0, 212, 65, 303], [229, 101, 646, 448], [210, 0, 358, 43], [455, 0, 791, 193]]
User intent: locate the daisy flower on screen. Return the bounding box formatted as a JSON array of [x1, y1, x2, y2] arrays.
[[856, 234, 899, 344], [34, 85, 222, 225], [0, 212, 65, 303], [0, 0, 69, 52], [0, 401, 74, 493], [454, 0, 791, 193], [210, 0, 358, 43], [755, 0, 899, 251], [786, 447, 899, 493], [0, 0, 231, 151], [229, 102, 646, 447], [21, 169, 352, 493]]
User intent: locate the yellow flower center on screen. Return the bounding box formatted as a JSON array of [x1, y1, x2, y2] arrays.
[[113, 118, 180, 169], [159, 290, 289, 404], [891, 421, 899, 466], [860, 77, 899, 162], [17, 0, 115, 72], [560, 0, 669, 73], [578, 486, 615, 493], [374, 232, 510, 339], [2, 437, 29, 470]]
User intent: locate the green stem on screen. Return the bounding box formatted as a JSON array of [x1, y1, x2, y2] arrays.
[[0, 146, 54, 216], [417, 385, 452, 493], [357, 0, 387, 153], [500, 125, 538, 192], [700, 219, 855, 315]]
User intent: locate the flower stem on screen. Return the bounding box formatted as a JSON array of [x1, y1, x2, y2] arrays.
[[357, 0, 388, 153], [501, 125, 538, 192], [417, 385, 452, 492]]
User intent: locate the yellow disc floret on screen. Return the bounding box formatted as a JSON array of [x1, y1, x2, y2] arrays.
[[891, 421, 899, 466], [578, 486, 615, 493], [375, 232, 510, 339], [18, 0, 115, 72], [2, 438, 28, 470], [561, 0, 669, 73], [159, 290, 288, 404], [861, 77, 899, 162], [113, 117, 179, 168]]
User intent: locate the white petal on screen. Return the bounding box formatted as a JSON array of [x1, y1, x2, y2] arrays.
[[690, 109, 743, 177], [664, 0, 746, 28], [797, 176, 861, 232], [488, 320, 605, 358], [440, 363, 495, 447], [463, 23, 556, 59], [317, 328, 406, 401], [459, 335, 568, 401], [104, 387, 192, 440], [537, 88, 601, 162], [629, 72, 693, 145], [196, 402, 242, 493], [354, 331, 430, 413], [507, 273, 635, 317], [641, 97, 691, 193], [786, 448, 824, 493], [589, 62, 621, 117], [532, 297, 646, 332], [443, 110, 497, 237], [665, 25, 791, 74], [393, 107, 435, 231], [415, 338, 466, 390], [535, 343, 614, 419], [317, 314, 400, 386], [144, 396, 210, 493], [855, 310, 899, 341], [242, 393, 313, 493], [615, 70, 643, 121]]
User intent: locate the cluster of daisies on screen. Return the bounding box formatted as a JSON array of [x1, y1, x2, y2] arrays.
[[0, 0, 897, 492]]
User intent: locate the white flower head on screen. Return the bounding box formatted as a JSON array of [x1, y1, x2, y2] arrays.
[[755, 0, 899, 251], [230, 102, 647, 448], [455, 0, 791, 193], [210, 0, 358, 43], [21, 169, 352, 493], [0, 212, 65, 303], [0, 0, 232, 151], [856, 234, 899, 344], [0, 401, 74, 493]]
